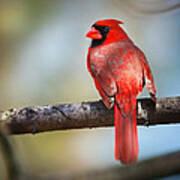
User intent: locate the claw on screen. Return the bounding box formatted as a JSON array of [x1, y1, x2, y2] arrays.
[[150, 93, 157, 104]]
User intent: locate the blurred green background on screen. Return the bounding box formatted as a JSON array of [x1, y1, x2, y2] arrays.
[[0, 0, 180, 179]]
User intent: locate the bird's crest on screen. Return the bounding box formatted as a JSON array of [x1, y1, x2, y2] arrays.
[[94, 19, 123, 27]]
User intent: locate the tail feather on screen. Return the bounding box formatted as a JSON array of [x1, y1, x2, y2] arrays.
[[114, 96, 139, 164]]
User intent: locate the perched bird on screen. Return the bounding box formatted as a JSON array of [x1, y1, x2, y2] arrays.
[[86, 19, 156, 164]]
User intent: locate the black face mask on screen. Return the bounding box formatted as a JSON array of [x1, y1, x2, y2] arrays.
[[91, 24, 110, 48]]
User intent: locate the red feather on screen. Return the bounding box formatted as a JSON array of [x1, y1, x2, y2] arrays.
[[86, 19, 156, 164]]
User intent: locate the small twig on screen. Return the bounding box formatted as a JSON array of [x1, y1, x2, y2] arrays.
[[0, 96, 180, 135]]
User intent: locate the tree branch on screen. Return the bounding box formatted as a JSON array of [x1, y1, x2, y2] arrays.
[[73, 151, 180, 180], [15, 151, 180, 180], [0, 96, 180, 135]]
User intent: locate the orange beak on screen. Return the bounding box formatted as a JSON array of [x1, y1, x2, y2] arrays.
[[86, 27, 102, 39]]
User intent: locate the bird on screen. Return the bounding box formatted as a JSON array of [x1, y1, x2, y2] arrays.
[[86, 19, 156, 164]]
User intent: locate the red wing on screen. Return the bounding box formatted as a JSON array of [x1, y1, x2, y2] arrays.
[[94, 78, 115, 108], [94, 68, 117, 109], [95, 68, 117, 97], [87, 48, 117, 108], [140, 52, 156, 98]]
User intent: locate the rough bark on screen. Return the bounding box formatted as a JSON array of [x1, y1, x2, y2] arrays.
[[0, 96, 180, 135]]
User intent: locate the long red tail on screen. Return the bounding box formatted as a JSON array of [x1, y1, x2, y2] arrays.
[[114, 95, 139, 164]]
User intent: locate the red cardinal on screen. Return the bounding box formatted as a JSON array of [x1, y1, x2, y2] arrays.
[[86, 19, 156, 164]]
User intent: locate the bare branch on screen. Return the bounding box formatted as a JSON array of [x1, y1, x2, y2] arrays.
[[0, 96, 180, 135], [15, 151, 180, 180], [73, 151, 180, 180]]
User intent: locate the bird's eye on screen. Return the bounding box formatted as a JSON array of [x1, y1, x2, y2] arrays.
[[93, 24, 110, 33], [103, 26, 110, 32]]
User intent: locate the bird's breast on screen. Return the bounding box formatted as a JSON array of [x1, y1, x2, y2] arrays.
[[89, 42, 124, 73]]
